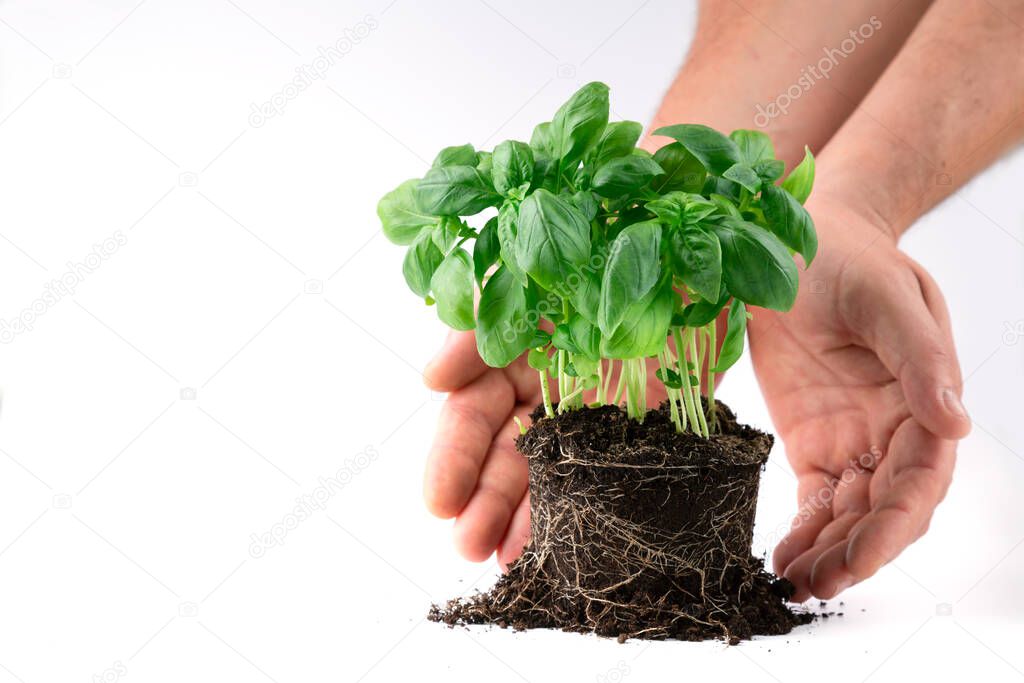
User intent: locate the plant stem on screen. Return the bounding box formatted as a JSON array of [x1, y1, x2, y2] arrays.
[[676, 327, 700, 434], [539, 370, 554, 418], [658, 348, 683, 432], [688, 327, 709, 438], [612, 360, 626, 406], [706, 322, 717, 432]]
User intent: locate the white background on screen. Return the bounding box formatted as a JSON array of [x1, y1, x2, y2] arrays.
[[0, 1, 1022, 681]]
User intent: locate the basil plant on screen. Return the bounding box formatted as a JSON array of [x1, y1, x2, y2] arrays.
[[377, 82, 816, 436]]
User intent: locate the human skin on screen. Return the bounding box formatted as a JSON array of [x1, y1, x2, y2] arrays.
[[421, 0, 1023, 600]]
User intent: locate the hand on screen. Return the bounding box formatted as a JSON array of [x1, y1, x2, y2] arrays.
[[422, 336, 539, 567], [752, 195, 971, 602], [422, 336, 668, 568]]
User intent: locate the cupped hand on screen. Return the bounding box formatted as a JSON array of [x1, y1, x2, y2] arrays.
[[752, 195, 971, 602]]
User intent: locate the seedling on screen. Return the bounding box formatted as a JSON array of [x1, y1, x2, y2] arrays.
[[378, 82, 816, 435]]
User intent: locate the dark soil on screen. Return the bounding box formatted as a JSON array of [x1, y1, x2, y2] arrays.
[[429, 400, 811, 645]]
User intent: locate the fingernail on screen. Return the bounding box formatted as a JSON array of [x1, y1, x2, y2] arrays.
[[942, 387, 969, 421]]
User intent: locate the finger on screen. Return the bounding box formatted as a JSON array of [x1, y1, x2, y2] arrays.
[[844, 420, 955, 581], [452, 418, 529, 562], [772, 474, 837, 576], [424, 330, 488, 392], [857, 268, 970, 439], [497, 492, 531, 571], [782, 512, 862, 602], [423, 370, 515, 519], [808, 539, 856, 598]]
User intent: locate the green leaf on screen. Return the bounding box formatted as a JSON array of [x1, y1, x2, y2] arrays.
[[492, 140, 534, 196], [668, 224, 722, 302], [598, 220, 662, 335], [551, 82, 610, 169], [585, 120, 643, 169], [656, 367, 683, 389], [430, 249, 475, 330], [712, 300, 746, 372], [569, 190, 600, 221], [527, 347, 551, 371], [569, 314, 601, 360], [601, 278, 674, 359], [675, 288, 729, 327], [431, 216, 462, 253], [723, 163, 761, 193], [591, 156, 664, 197], [378, 179, 437, 245], [710, 218, 798, 311], [476, 266, 534, 367], [651, 143, 706, 192], [473, 217, 500, 285], [729, 129, 775, 165], [497, 201, 529, 287], [709, 193, 742, 218], [415, 165, 499, 216], [653, 124, 741, 175], [571, 269, 602, 325], [760, 184, 818, 264], [515, 189, 592, 291], [781, 146, 815, 204], [402, 229, 444, 297], [529, 121, 555, 158], [432, 144, 478, 168], [552, 323, 579, 354], [752, 158, 785, 183]]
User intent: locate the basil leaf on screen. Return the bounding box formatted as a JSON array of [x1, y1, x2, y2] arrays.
[[651, 142, 706, 192], [712, 300, 746, 373], [551, 82, 610, 169], [473, 217, 500, 285], [710, 218, 798, 311], [668, 224, 722, 302], [601, 278, 673, 359], [781, 146, 815, 204], [430, 248, 475, 330], [569, 314, 601, 360], [530, 121, 555, 158], [598, 220, 662, 335], [676, 287, 730, 327], [431, 216, 461, 253], [492, 140, 534, 196], [432, 144, 477, 168], [591, 156, 664, 198], [585, 120, 643, 169], [729, 129, 775, 165], [571, 269, 601, 325], [515, 189, 591, 291], [476, 266, 534, 367], [378, 179, 437, 245], [752, 158, 785, 184], [653, 124, 741, 175], [402, 229, 445, 297], [569, 190, 600, 222], [497, 201, 528, 287], [415, 165, 500, 216], [760, 184, 818, 265], [722, 163, 761, 193]]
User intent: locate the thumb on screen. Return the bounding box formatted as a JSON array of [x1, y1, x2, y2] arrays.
[[860, 268, 971, 440]]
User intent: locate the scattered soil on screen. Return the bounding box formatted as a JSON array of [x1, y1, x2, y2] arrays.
[[429, 400, 812, 644]]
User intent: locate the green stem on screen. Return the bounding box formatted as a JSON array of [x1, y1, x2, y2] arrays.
[[658, 349, 683, 433], [688, 327, 709, 438], [539, 370, 554, 418], [706, 322, 717, 432], [612, 360, 626, 406], [676, 328, 700, 434]]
